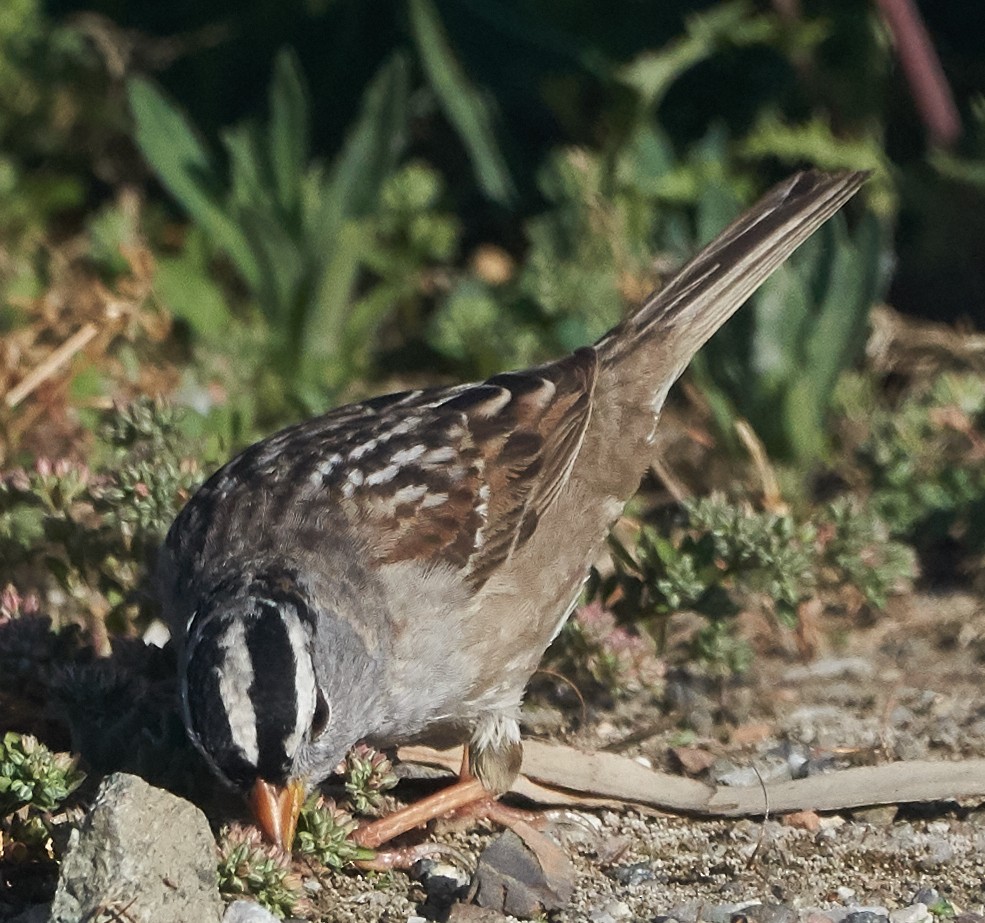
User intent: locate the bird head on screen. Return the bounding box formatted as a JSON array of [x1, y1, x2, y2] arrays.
[[179, 583, 342, 850]]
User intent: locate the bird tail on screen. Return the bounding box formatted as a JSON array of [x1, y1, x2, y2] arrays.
[[596, 169, 868, 375], [579, 169, 867, 501]]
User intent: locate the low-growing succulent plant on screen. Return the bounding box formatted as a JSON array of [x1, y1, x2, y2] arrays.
[[0, 732, 85, 816], [0, 398, 200, 634], [343, 744, 398, 816], [583, 492, 915, 680], [566, 602, 666, 697], [294, 795, 375, 869], [816, 497, 916, 609], [217, 823, 308, 918]]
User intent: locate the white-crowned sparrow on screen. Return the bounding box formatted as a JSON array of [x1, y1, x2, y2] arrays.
[[159, 170, 867, 849]]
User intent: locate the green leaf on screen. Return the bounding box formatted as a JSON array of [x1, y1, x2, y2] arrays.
[[802, 212, 885, 404], [301, 219, 367, 389], [237, 205, 306, 332], [324, 52, 411, 228], [409, 0, 515, 205], [154, 229, 232, 337], [618, 1, 781, 109], [127, 78, 254, 280], [267, 48, 309, 217], [224, 122, 272, 220]]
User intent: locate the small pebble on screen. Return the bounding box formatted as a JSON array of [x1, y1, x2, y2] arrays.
[[843, 910, 889, 923], [589, 899, 632, 922], [223, 902, 280, 923], [889, 903, 930, 923], [668, 901, 703, 922], [852, 805, 898, 827], [704, 903, 746, 923], [741, 903, 798, 923], [713, 754, 791, 787], [610, 862, 657, 886], [783, 658, 871, 681], [416, 859, 469, 901], [913, 888, 940, 907], [918, 839, 954, 870]]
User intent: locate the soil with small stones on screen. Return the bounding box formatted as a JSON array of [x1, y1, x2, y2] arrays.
[[303, 590, 985, 921]]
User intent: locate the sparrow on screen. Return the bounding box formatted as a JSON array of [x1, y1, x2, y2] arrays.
[[158, 169, 867, 850]]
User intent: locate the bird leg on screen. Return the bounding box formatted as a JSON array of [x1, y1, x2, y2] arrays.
[[352, 728, 541, 858], [352, 775, 488, 849]]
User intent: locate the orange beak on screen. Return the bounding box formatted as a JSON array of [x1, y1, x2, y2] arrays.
[[250, 778, 306, 851]]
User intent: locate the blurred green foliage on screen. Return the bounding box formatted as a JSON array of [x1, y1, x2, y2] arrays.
[[113, 0, 916, 461], [835, 370, 985, 581], [1, 0, 980, 464], [129, 49, 413, 406], [693, 191, 890, 464]]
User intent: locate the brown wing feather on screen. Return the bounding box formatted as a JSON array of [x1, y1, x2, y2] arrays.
[[164, 350, 599, 593]]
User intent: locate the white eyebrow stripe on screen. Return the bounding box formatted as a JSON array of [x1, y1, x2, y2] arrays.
[[218, 619, 258, 764], [282, 610, 315, 758]]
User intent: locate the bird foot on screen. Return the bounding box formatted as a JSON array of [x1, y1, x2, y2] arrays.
[[353, 776, 487, 849], [432, 794, 546, 835]]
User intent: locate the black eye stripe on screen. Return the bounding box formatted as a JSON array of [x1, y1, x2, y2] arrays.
[[311, 687, 330, 738], [246, 603, 300, 782]]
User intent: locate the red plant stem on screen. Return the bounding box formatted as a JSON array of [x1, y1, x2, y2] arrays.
[[875, 0, 961, 147]]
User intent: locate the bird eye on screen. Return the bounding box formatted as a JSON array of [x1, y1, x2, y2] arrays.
[[311, 688, 330, 738]]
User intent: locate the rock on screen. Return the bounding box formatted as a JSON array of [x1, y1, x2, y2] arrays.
[[729, 722, 772, 747], [223, 901, 281, 922], [671, 746, 718, 776], [843, 910, 889, 923], [701, 904, 737, 923], [918, 839, 954, 870], [852, 805, 899, 827], [472, 823, 576, 919], [713, 754, 791, 787], [667, 901, 703, 923], [543, 809, 606, 851], [49, 773, 222, 923], [782, 658, 871, 682]]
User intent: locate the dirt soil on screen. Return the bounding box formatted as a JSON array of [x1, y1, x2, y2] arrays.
[[303, 589, 985, 921]]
